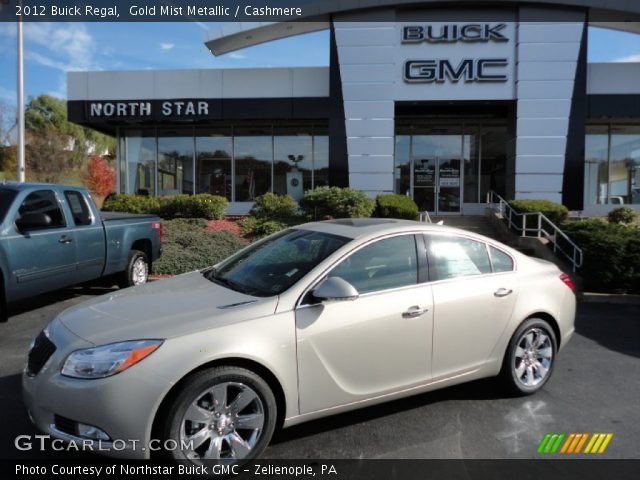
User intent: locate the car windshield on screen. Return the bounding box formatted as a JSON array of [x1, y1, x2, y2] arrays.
[[205, 229, 350, 297], [0, 188, 17, 222]]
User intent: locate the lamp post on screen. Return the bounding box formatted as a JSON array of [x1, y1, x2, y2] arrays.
[[17, 0, 25, 182]]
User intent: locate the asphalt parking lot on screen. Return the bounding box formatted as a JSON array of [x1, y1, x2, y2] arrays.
[[1, 286, 638, 460]]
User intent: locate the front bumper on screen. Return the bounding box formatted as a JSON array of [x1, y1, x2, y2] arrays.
[[22, 322, 174, 460]]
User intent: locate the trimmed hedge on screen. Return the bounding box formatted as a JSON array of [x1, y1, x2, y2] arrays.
[[152, 219, 245, 275], [102, 194, 160, 214], [562, 219, 640, 294], [103, 194, 228, 220], [607, 207, 637, 225], [509, 199, 569, 225], [250, 192, 299, 221], [375, 194, 419, 220], [300, 186, 375, 220]]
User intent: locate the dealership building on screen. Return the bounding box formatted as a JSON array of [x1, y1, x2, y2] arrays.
[[67, 0, 640, 215]]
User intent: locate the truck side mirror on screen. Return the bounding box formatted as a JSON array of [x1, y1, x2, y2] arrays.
[[16, 212, 52, 231]]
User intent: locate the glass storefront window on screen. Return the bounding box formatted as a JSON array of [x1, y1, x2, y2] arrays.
[[234, 127, 273, 202], [196, 128, 232, 200], [158, 128, 194, 195], [584, 124, 640, 205], [394, 135, 411, 196], [118, 123, 328, 201], [123, 129, 156, 196], [273, 126, 313, 200], [584, 125, 609, 205]]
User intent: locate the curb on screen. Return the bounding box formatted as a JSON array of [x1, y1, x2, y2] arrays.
[[578, 293, 640, 305]]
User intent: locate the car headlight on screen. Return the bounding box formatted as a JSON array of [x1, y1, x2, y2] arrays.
[[61, 340, 162, 379]]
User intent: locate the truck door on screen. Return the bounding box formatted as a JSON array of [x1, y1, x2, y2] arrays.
[[63, 190, 106, 283], [7, 189, 78, 300]]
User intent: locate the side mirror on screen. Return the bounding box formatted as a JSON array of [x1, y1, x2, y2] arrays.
[[16, 212, 52, 231], [313, 277, 359, 302]]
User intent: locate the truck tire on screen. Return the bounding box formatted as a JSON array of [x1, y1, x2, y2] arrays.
[[0, 276, 6, 323], [118, 250, 149, 288]]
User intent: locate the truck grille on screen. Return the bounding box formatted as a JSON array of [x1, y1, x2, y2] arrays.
[[27, 331, 56, 376]]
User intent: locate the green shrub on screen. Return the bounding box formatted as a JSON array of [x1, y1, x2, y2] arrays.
[[607, 207, 637, 225], [250, 220, 289, 239], [375, 194, 419, 220], [250, 192, 299, 221], [152, 219, 245, 275], [102, 194, 160, 214], [158, 194, 228, 220], [509, 199, 569, 225], [562, 219, 640, 294], [300, 186, 375, 220], [237, 216, 259, 238]]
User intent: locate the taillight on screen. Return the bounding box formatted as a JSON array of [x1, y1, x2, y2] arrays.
[[152, 222, 163, 243], [559, 273, 575, 292]]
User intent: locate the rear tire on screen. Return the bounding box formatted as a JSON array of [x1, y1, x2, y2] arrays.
[[162, 366, 277, 463], [118, 250, 149, 288], [500, 318, 557, 396]]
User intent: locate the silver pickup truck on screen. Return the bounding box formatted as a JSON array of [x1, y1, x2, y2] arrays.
[[0, 183, 162, 322]]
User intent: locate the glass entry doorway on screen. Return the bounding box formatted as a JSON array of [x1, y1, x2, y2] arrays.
[[410, 129, 464, 214]]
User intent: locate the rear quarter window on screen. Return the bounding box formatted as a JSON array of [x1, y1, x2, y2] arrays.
[[489, 246, 514, 273]]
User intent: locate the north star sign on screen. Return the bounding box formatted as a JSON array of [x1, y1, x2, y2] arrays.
[[88, 100, 211, 118], [402, 23, 509, 83]]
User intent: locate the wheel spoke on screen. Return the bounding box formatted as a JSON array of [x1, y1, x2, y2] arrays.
[[210, 384, 228, 411], [526, 365, 534, 385], [229, 388, 257, 414], [524, 332, 534, 348], [185, 427, 212, 450], [515, 361, 526, 379], [228, 432, 251, 458], [185, 402, 213, 424], [534, 360, 548, 378], [203, 435, 223, 459], [537, 347, 552, 359], [236, 413, 264, 430], [533, 333, 546, 348], [515, 346, 526, 358]]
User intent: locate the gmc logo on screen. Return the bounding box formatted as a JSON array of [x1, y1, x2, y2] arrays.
[[402, 24, 508, 43], [404, 58, 508, 83]]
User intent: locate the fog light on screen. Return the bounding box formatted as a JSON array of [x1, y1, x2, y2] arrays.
[[77, 423, 110, 441]]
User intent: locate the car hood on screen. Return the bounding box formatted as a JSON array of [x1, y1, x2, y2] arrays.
[[57, 272, 279, 345]]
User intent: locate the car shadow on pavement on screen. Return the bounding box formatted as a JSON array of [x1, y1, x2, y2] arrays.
[[575, 303, 640, 359], [271, 377, 506, 445]]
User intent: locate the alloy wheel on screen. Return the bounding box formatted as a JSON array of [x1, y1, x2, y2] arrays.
[[513, 327, 553, 387]]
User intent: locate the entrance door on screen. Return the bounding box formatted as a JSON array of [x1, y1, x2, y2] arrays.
[[411, 131, 463, 214]]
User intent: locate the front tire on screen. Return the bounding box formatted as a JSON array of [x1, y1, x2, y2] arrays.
[[162, 366, 277, 462], [118, 250, 149, 288], [501, 318, 557, 396]]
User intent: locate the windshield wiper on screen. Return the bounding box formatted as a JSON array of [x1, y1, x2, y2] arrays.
[[205, 270, 254, 295]]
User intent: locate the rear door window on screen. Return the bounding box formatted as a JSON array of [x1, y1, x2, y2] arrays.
[[64, 190, 93, 226], [426, 234, 491, 280], [489, 246, 514, 273]]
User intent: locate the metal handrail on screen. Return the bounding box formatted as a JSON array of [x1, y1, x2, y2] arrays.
[[419, 211, 432, 223], [485, 191, 583, 272]]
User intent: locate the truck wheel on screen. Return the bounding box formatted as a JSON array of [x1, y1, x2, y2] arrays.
[[119, 250, 149, 288]]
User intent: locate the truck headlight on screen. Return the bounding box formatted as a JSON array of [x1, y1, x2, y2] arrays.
[[61, 340, 162, 379]]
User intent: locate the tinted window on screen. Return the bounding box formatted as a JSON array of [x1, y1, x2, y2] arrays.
[[64, 191, 93, 226], [427, 235, 491, 280], [490, 246, 514, 273], [330, 235, 418, 294], [17, 190, 65, 228], [209, 229, 350, 297], [0, 188, 17, 221]]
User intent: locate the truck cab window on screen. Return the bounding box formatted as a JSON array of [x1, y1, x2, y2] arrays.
[[65, 190, 93, 226], [17, 190, 65, 228]]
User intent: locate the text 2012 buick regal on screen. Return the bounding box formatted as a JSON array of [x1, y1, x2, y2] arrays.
[[23, 219, 575, 461]]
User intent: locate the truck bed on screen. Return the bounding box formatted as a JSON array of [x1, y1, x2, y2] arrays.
[[100, 211, 159, 222]]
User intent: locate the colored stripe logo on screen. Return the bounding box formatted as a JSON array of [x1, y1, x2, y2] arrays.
[[537, 433, 613, 454]]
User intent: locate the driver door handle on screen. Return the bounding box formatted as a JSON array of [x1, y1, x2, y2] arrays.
[[402, 306, 428, 318], [58, 235, 73, 244], [494, 288, 513, 298]]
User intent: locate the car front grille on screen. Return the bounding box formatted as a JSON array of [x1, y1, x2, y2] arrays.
[[53, 415, 78, 436], [27, 330, 56, 376]]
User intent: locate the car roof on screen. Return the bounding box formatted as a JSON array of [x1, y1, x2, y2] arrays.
[[294, 218, 480, 240], [0, 182, 87, 191]]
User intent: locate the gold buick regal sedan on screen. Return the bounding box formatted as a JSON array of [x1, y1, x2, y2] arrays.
[[23, 219, 576, 461]]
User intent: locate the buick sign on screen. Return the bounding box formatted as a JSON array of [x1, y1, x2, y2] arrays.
[[402, 24, 508, 43]]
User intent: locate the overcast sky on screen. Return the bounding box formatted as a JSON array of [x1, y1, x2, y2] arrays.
[[0, 22, 639, 103]]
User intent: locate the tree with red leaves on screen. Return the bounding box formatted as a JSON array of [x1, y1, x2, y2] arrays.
[[85, 155, 115, 198]]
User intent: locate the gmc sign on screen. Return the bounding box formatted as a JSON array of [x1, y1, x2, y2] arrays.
[[404, 58, 508, 83]]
